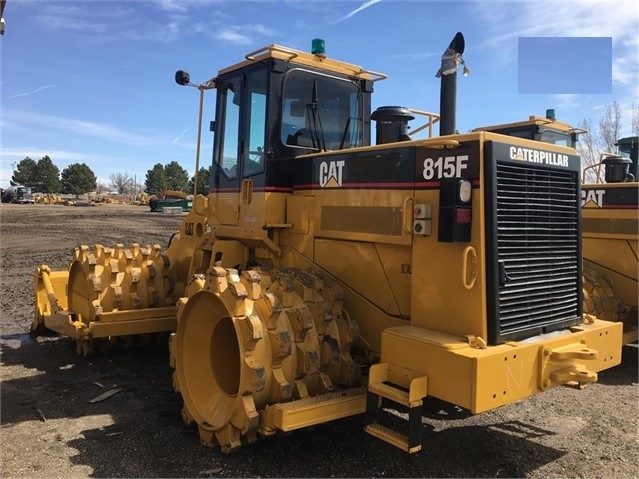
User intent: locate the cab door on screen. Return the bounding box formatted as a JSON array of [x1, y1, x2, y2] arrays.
[[212, 74, 242, 226], [212, 67, 268, 226], [238, 68, 268, 227]]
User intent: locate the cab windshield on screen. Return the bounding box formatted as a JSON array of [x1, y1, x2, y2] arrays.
[[281, 70, 363, 151], [617, 144, 631, 158], [539, 129, 574, 148]]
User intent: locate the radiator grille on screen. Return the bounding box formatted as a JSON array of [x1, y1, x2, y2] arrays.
[[495, 163, 580, 339]]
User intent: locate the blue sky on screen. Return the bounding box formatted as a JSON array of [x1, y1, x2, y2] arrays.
[[518, 37, 612, 94], [1, 0, 638, 189]]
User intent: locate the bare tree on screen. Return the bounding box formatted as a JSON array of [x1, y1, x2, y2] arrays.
[[598, 101, 622, 153], [109, 172, 133, 194], [576, 118, 601, 183], [577, 101, 635, 184], [95, 182, 109, 194]]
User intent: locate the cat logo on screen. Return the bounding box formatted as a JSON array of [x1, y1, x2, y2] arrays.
[[319, 160, 345, 188], [581, 189, 605, 208]]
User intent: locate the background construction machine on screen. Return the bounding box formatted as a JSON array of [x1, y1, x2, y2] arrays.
[[149, 189, 193, 213], [581, 136, 638, 344], [473, 115, 637, 345], [471, 109, 584, 149], [31, 34, 622, 454], [1, 183, 35, 204]]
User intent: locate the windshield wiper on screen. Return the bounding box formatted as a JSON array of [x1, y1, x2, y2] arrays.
[[306, 80, 326, 151], [339, 117, 352, 150]]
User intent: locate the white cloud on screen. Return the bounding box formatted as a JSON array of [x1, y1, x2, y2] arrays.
[[3, 109, 157, 148], [471, 0, 638, 87], [218, 28, 252, 45], [0, 148, 115, 187], [215, 24, 279, 45], [21, 1, 276, 45], [391, 51, 440, 60], [31, 3, 135, 34], [2, 147, 109, 166], [248, 24, 278, 36], [154, 0, 189, 13], [172, 129, 189, 143], [153, 0, 223, 11], [8, 85, 57, 100], [26, 2, 190, 42], [618, 104, 637, 137], [473, 1, 637, 45], [334, 0, 382, 23], [1, 109, 200, 184], [552, 94, 581, 110], [612, 56, 634, 87], [0, 146, 182, 188]]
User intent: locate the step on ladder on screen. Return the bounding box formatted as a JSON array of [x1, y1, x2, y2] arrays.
[[364, 362, 428, 453]]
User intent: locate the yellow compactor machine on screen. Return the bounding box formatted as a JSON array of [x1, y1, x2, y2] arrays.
[[581, 137, 638, 343], [32, 34, 623, 454], [472, 115, 638, 345]]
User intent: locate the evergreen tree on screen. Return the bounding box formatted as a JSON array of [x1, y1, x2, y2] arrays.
[[145, 163, 167, 195], [164, 161, 189, 191], [11, 157, 38, 187], [60, 163, 97, 197], [36, 156, 61, 193], [188, 167, 211, 195]]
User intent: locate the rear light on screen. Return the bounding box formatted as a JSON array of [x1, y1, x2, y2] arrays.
[[438, 178, 472, 243], [455, 208, 471, 224]]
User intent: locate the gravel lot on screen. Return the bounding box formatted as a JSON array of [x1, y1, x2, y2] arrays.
[[1, 203, 637, 478]]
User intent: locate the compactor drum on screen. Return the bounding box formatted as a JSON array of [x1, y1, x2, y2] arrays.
[[170, 266, 361, 451], [32, 35, 623, 453], [32, 227, 194, 355]]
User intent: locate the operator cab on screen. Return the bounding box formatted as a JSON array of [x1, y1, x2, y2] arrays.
[[472, 109, 582, 148], [210, 43, 378, 194], [615, 136, 638, 180]]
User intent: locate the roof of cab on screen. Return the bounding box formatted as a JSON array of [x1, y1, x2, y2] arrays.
[[218, 44, 387, 83]]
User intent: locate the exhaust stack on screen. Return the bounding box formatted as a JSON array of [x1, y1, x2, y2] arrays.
[[436, 32, 469, 136]]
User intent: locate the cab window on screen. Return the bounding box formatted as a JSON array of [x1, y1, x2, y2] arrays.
[[281, 70, 362, 151], [243, 69, 267, 177], [539, 129, 572, 147], [218, 76, 241, 178]]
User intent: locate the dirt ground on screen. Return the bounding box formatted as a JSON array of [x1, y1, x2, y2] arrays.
[[1, 203, 637, 479]]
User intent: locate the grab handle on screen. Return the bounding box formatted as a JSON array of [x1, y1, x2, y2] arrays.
[[462, 246, 478, 290]]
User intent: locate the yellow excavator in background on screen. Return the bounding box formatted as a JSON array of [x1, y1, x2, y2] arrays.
[[31, 34, 622, 454]]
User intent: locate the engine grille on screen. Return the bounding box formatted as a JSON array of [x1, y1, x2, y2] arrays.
[[488, 161, 581, 343]]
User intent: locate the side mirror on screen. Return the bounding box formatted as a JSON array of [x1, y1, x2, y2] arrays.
[[175, 70, 190, 86]]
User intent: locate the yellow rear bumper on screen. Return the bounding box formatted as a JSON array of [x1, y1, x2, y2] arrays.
[[379, 318, 622, 413]]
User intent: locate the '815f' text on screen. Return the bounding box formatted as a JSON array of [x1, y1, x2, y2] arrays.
[[422, 155, 469, 180]]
